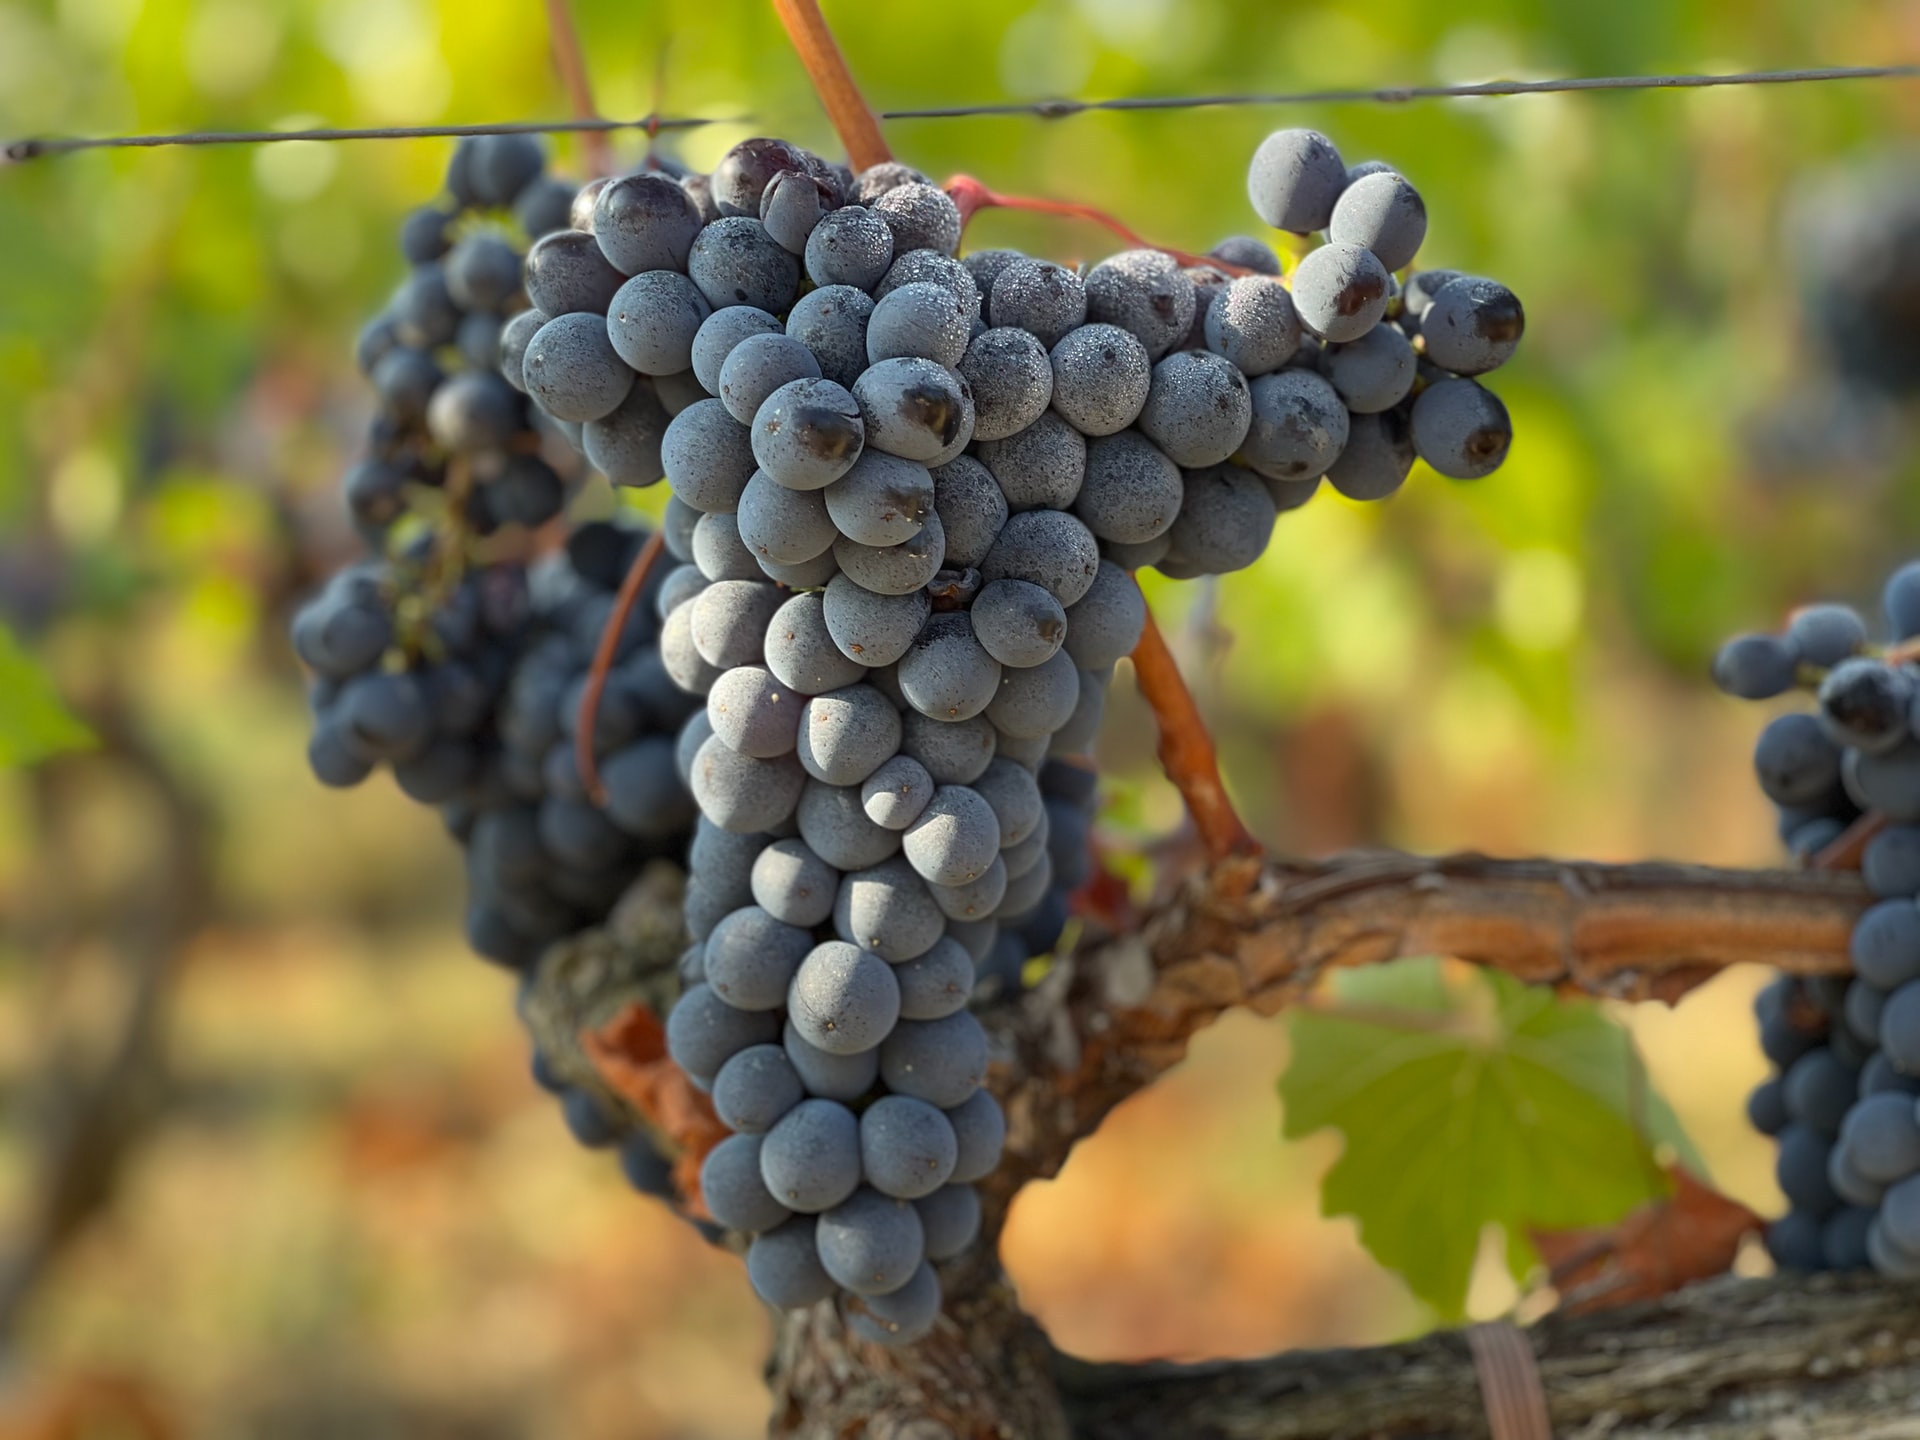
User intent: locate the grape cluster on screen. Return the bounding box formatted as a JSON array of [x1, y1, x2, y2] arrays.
[[296, 139, 712, 1195], [1719, 563, 1920, 1275], [349, 134, 583, 540], [489, 128, 1522, 1342]]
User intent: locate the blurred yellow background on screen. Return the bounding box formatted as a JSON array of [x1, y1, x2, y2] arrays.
[[2, 0, 1916, 1433]]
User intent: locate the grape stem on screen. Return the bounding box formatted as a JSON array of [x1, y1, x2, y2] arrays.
[[542, 0, 614, 178], [768, 0, 893, 172], [576, 527, 667, 806], [1810, 810, 1887, 872], [944, 175, 1260, 275], [1128, 606, 1261, 862]]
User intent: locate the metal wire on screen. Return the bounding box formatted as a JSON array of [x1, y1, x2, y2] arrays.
[[1, 113, 715, 165], [4, 64, 1915, 165], [880, 64, 1920, 120]]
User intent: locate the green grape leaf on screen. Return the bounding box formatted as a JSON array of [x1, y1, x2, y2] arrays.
[[1281, 958, 1698, 1320], [0, 624, 93, 767]]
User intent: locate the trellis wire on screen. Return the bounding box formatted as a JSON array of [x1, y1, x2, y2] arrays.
[[4, 63, 1916, 166]]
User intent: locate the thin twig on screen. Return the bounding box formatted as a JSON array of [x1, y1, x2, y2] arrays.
[[945, 174, 1257, 272], [577, 528, 667, 806], [768, 0, 892, 170], [882, 64, 1920, 120], [1811, 811, 1886, 871], [1128, 606, 1260, 862], [542, 0, 613, 178]]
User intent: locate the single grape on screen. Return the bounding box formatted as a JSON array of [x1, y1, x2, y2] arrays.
[[1753, 712, 1844, 807], [903, 784, 1001, 887], [985, 649, 1080, 740], [690, 732, 806, 833], [1137, 351, 1254, 467], [1205, 276, 1301, 377], [749, 376, 866, 492], [977, 412, 1088, 514], [1291, 242, 1391, 344], [867, 281, 972, 367], [751, 837, 841, 928], [901, 710, 997, 785], [524, 229, 625, 317], [1884, 980, 1920, 1074], [1323, 324, 1416, 415], [859, 1095, 959, 1200], [786, 284, 875, 390], [688, 216, 801, 315], [761, 1097, 863, 1212], [798, 685, 904, 787], [898, 613, 1004, 723], [759, 167, 837, 254], [970, 579, 1068, 669], [1328, 170, 1427, 271], [833, 855, 945, 962], [1083, 250, 1196, 361], [1711, 633, 1801, 700], [861, 754, 937, 831], [816, 1187, 926, 1296], [880, 1011, 989, 1108], [666, 982, 781, 1082], [748, 1215, 837, 1308], [960, 327, 1054, 443], [1246, 128, 1347, 233], [583, 380, 673, 486], [893, 936, 975, 1021], [1049, 323, 1152, 437], [444, 232, 523, 312], [1784, 1047, 1859, 1135], [1775, 1123, 1841, 1217], [1325, 405, 1416, 502], [1241, 369, 1350, 482], [797, 780, 903, 872], [1409, 378, 1511, 480], [805, 205, 896, 292], [663, 398, 758, 512], [1886, 563, 1920, 642], [691, 510, 763, 582], [823, 574, 932, 668], [1207, 234, 1282, 275], [931, 456, 1010, 571], [1843, 902, 1920, 990], [523, 312, 635, 423], [833, 511, 948, 597], [1819, 658, 1915, 754], [944, 1089, 1006, 1184], [824, 450, 935, 547], [701, 1132, 793, 1233], [790, 940, 902, 1055], [1420, 277, 1525, 375], [853, 357, 975, 465], [784, 1020, 880, 1103], [1064, 561, 1147, 670], [1788, 603, 1868, 667], [989, 259, 1088, 349], [872, 182, 963, 258]]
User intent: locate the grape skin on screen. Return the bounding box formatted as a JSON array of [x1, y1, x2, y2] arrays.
[[751, 837, 842, 928], [790, 941, 903, 1056], [761, 1097, 863, 1213]]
